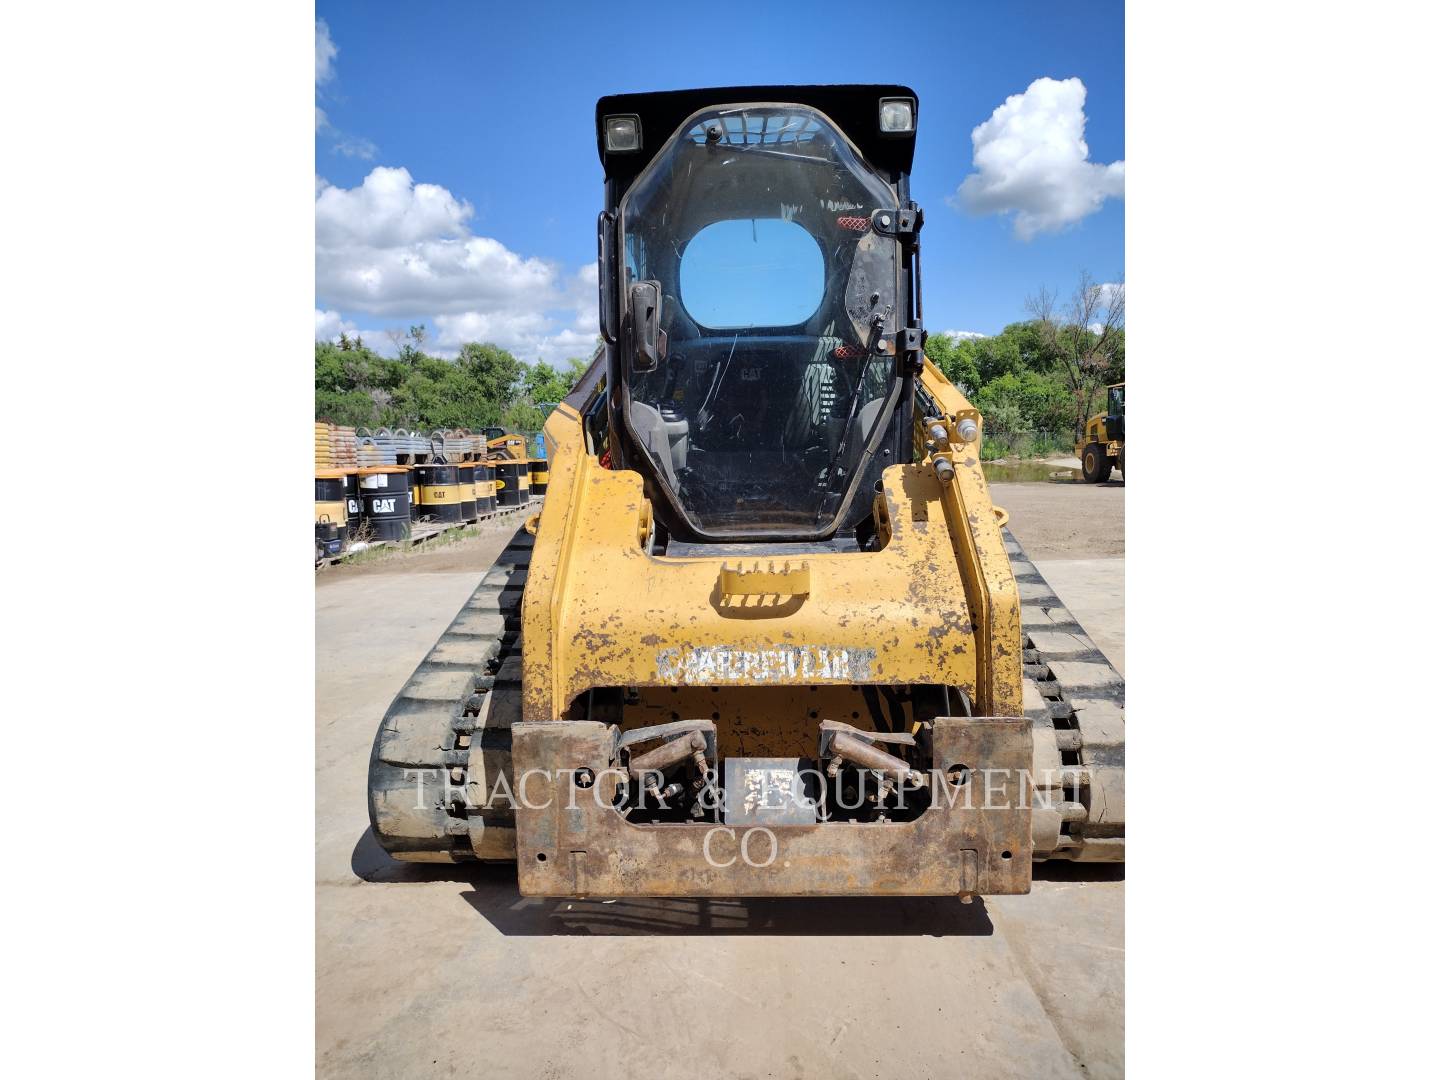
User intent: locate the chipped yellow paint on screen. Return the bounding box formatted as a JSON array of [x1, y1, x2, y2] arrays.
[[520, 357, 1022, 725], [919, 385, 1024, 718], [718, 560, 811, 597]]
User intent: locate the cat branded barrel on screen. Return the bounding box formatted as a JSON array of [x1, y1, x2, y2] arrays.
[[494, 460, 522, 507], [529, 460, 549, 496], [487, 462, 500, 512], [478, 461, 497, 514], [414, 463, 462, 523], [343, 471, 361, 539], [408, 465, 419, 520], [517, 460, 531, 505], [315, 469, 348, 540], [457, 462, 477, 522], [358, 465, 411, 540]]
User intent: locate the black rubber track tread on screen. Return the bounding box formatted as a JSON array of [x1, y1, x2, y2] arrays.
[[1004, 526, 1126, 862], [366, 525, 534, 861]]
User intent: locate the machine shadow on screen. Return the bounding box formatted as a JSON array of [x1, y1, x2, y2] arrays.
[[460, 881, 996, 938], [351, 828, 995, 937], [1032, 861, 1125, 882]]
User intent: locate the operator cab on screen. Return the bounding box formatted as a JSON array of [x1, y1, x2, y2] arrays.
[[595, 86, 925, 544], [1106, 383, 1125, 442]]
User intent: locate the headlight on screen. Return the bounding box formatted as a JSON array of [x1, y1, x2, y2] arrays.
[[878, 97, 915, 135], [604, 114, 642, 152]]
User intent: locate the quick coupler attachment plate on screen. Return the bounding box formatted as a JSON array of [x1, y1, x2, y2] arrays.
[[511, 716, 1034, 898]]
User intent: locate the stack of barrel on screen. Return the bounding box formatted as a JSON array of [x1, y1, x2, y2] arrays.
[[316, 420, 552, 560], [493, 456, 530, 507]]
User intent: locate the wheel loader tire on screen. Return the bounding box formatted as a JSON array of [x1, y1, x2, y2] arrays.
[[1081, 443, 1112, 483]]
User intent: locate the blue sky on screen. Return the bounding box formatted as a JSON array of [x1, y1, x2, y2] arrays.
[[315, 0, 1124, 361]]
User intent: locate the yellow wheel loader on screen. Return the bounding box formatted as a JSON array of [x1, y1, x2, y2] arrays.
[[368, 86, 1124, 898], [1078, 382, 1125, 482]]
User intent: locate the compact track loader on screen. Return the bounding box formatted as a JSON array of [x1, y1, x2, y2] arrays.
[[368, 86, 1125, 898]]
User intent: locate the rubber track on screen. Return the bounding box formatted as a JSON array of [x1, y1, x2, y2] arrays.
[[367, 524, 533, 862], [1004, 527, 1126, 862]]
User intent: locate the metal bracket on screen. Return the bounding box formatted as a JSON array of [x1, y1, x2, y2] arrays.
[[870, 205, 924, 238], [897, 326, 925, 375]]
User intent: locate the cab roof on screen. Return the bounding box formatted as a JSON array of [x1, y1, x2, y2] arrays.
[[595, 84, 918, 195]]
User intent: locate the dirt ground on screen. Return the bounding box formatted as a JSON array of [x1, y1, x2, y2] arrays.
[[317, 513, 537, 581], [990, 478, 1126, 560], [316, 480, 1124, 1077]]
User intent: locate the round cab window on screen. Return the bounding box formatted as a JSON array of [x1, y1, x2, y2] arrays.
[[679, 218, 823, 329]]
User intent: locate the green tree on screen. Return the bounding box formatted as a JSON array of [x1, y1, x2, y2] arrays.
[[523, 361, 572, 406], [563, 354, 592, 387], [1027, 272, 1125, 439], [457, 343, 525, 406], [924, 333, 980, 395], [500, 402, 547, 432], [394, 356, 501, 429], [973, 371, 1071, 433]]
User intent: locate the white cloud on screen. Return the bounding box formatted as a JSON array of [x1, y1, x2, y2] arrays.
[[316, 167, 598, 363], [316, 167, 557, 316], [315, 20, 380, 161], [332, 135, 378, 161], [433, 314, 596, 365], [567, 263, 600, 335], [939, 329, 987, 340], [313, 28, 587, 363], [315, 308, 359, 343], [1093, 281, 1123, 307], [951, 77, 1124, 240], [317, 166, 469, 250], [433, 311, 548, 348], [538, 328, 600, 362], [316, 19, 337, 86]]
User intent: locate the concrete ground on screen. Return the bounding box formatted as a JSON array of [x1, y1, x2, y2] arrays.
[[317, 485, 1124, 1078], [1030, 558, 1124, 675], [995, 478, 1125, 674]]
